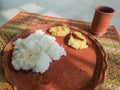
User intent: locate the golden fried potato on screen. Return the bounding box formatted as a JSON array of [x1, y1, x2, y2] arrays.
[[68, 31, 88, 49], [49, 25, 70, 37]]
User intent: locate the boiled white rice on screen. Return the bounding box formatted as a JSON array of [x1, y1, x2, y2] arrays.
[[12, 30, 66, 73]]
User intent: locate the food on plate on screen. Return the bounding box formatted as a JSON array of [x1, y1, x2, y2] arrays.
[[12, 30, 66, 73], [48, 25, 70, 37], [0, 82, 13, 90], [3, 25, 107, 90], [68, 31, 88, 49]]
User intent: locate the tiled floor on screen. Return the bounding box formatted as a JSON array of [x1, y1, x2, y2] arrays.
[[0, 0, 120, 34]]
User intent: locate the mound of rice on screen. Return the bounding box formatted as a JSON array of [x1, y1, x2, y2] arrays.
[[12, 30, 66, 73]]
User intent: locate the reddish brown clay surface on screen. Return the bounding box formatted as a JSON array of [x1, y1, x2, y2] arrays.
[[91, 6, 115, 36], [2, 24, 107, 90]]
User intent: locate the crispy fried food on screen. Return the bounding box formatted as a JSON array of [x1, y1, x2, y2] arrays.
[[49, 25, 70, 37], [68, 31, 88, 49]]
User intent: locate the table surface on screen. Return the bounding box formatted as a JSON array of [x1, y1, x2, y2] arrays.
[[0, 12, 120, 90]]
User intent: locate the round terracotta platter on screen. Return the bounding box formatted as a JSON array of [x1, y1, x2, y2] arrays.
[[2, 24, 107, 90]]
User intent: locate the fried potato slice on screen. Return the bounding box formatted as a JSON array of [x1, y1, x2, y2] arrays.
[[68, 31, 88, 49], [49, 25, 70, 37]]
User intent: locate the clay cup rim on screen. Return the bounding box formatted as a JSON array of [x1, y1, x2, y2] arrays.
[[96, 6, 115, 15]]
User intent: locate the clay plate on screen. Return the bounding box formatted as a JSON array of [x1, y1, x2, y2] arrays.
[[2, 24, 107, 90]]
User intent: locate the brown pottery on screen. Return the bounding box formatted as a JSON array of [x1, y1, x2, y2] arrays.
[[2, 24, 107, 90], [91, 6, 115, 36]]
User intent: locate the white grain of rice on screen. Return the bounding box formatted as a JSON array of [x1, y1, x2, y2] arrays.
[[12, 30, 66, 73]]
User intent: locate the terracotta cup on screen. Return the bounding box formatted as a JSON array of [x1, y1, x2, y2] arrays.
[[91, 6, 115, 36]]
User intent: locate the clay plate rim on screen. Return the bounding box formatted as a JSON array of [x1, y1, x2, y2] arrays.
[[2, 24, 107, 90]]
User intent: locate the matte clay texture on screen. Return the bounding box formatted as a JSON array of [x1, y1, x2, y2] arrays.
[[3, 24, 107, 90]]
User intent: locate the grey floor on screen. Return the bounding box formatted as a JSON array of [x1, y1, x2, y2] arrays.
[[0, 0, 120, 34]]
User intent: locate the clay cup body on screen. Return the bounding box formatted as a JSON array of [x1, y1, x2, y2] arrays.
[[91, 6, 115, 36]]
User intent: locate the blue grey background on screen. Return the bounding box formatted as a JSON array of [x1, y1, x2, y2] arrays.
[[0, 0, 120, 34]]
